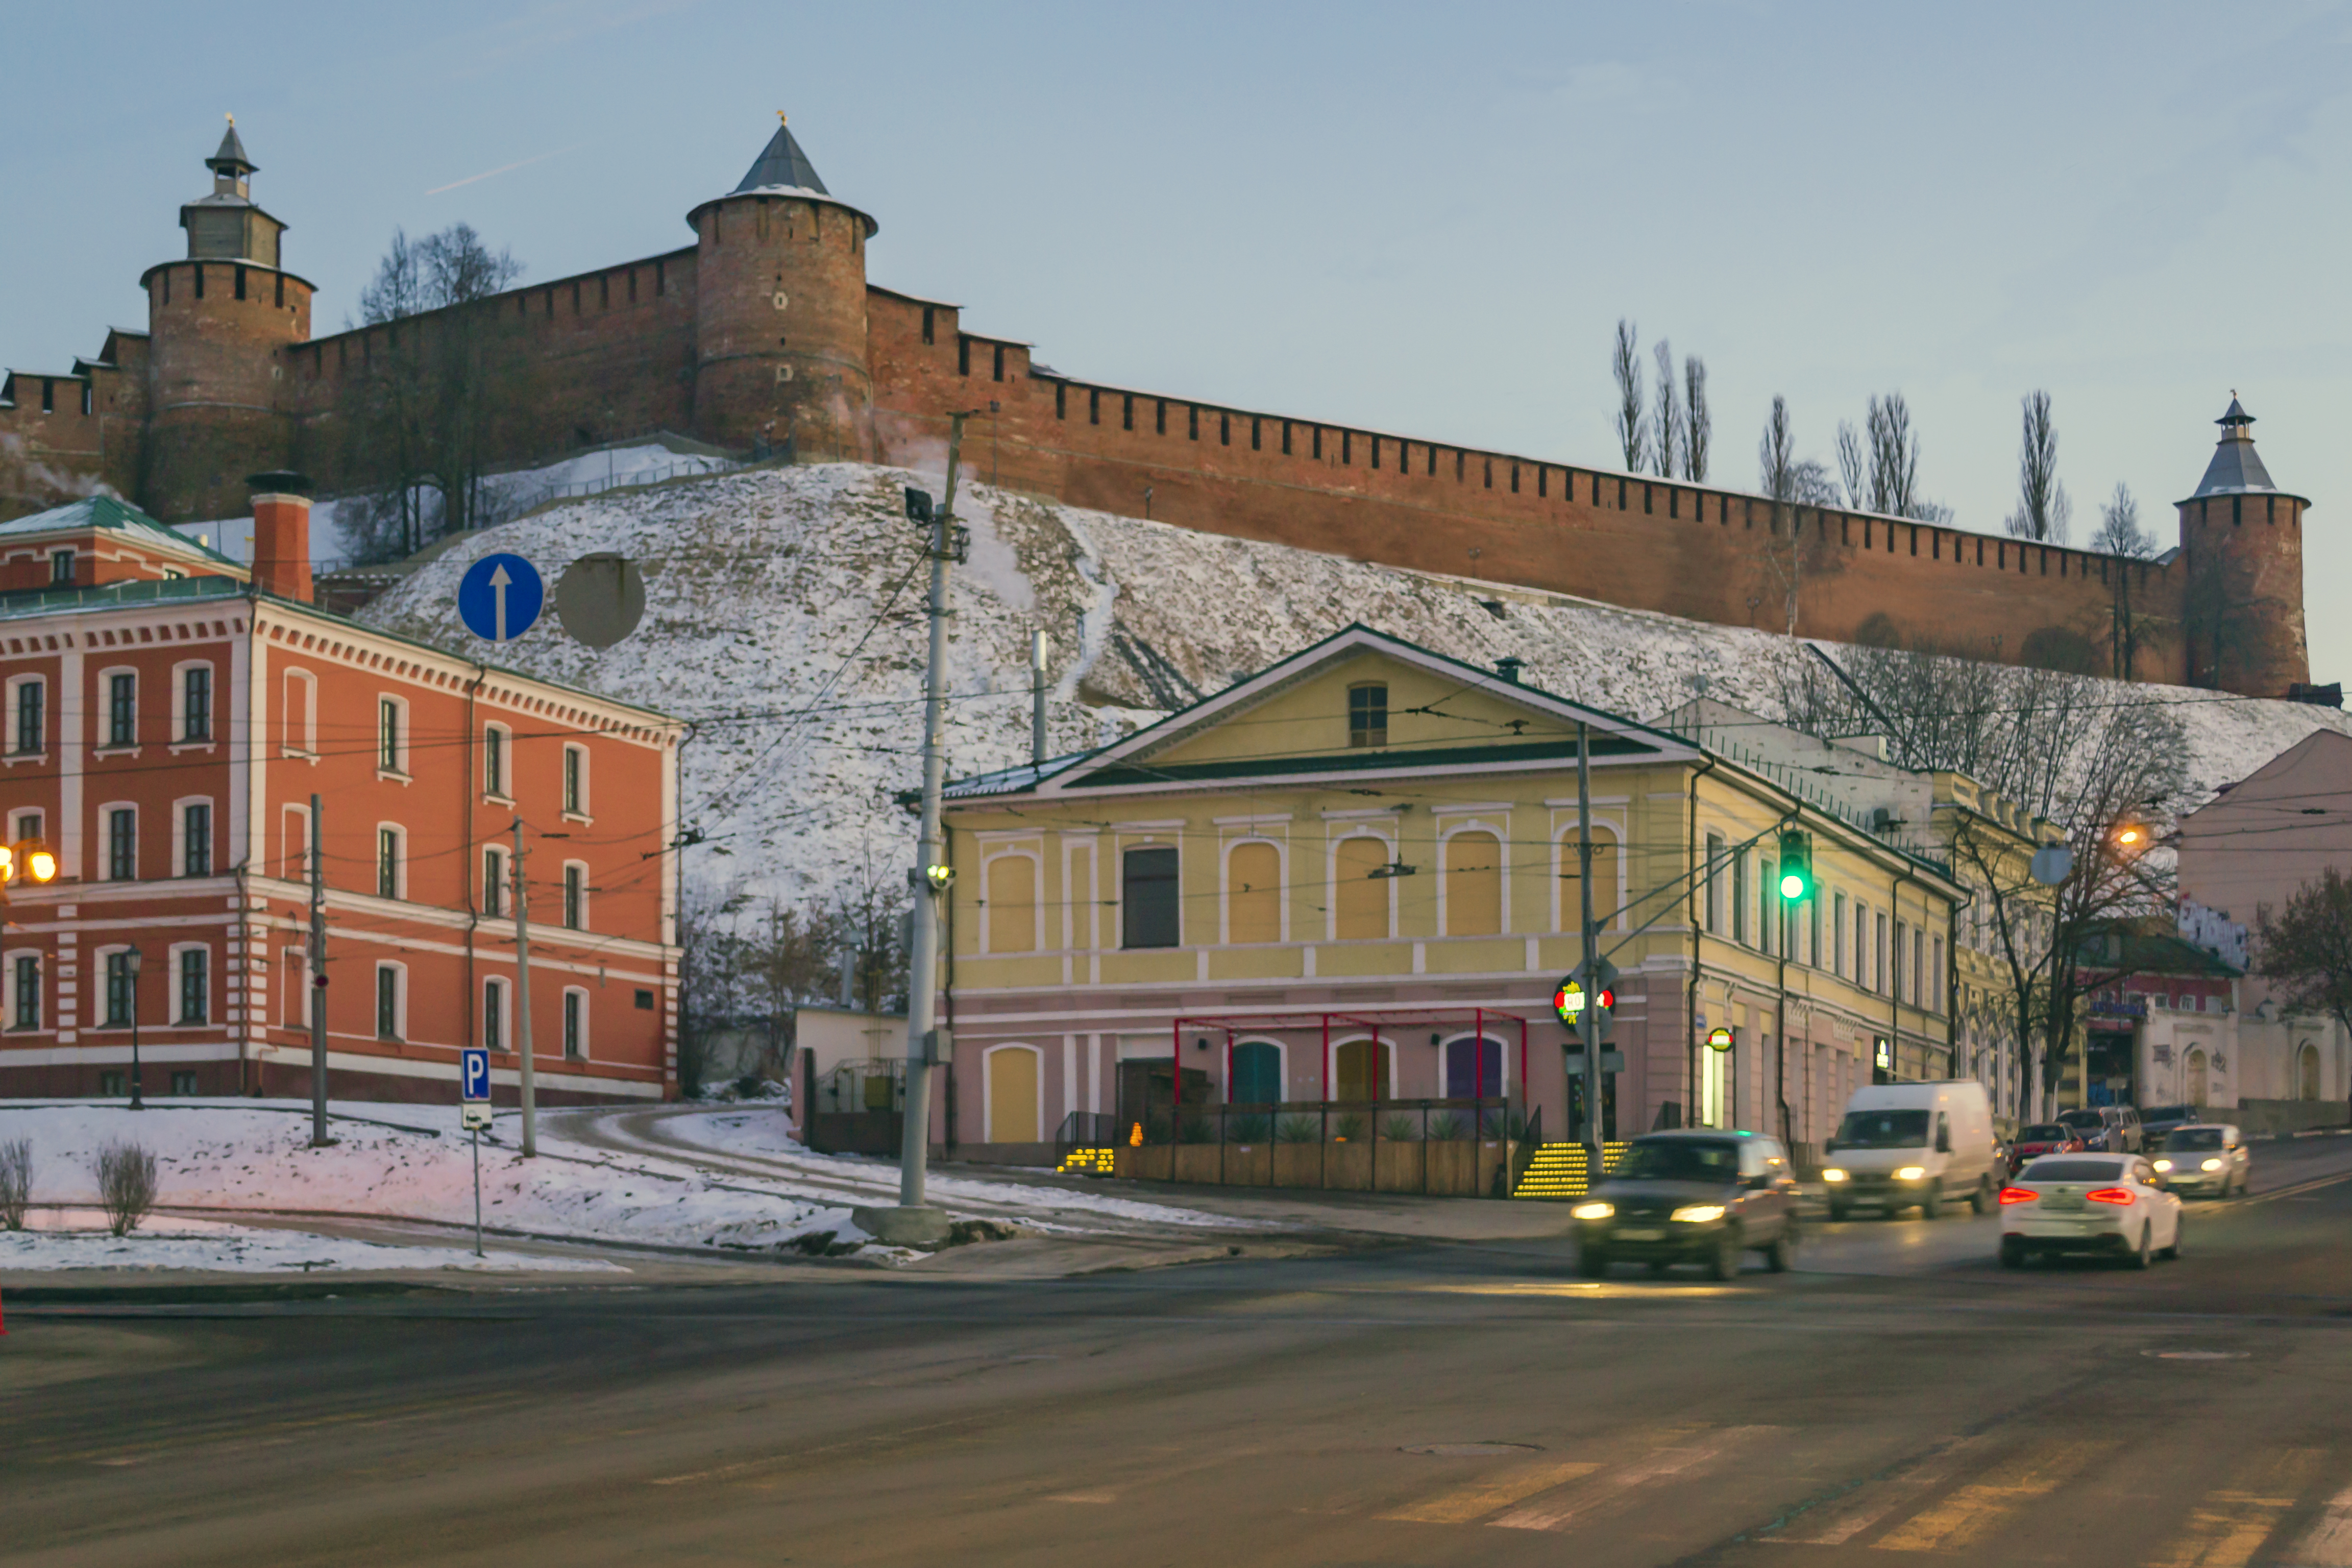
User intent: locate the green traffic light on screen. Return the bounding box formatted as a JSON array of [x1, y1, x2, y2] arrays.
[[1779, 870, 1806, 900]]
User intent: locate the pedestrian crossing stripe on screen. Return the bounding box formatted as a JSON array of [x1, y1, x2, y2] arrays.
[[1871, 1438, 2118, 1551]]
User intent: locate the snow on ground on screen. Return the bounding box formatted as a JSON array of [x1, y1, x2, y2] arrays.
[[2, 1210, 623, 1274], [0, 1101, 1247, 1270], [351, 461, 2352, 915]]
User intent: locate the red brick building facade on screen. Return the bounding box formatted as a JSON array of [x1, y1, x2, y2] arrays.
[[0, 121, 2313, 698], [0, 485, 684, 1102]]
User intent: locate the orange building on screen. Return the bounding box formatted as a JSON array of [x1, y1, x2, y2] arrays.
[[0, 480, 684, 1103]]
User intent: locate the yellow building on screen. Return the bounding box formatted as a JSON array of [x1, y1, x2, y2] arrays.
[[928, 627, 1964, 1166]]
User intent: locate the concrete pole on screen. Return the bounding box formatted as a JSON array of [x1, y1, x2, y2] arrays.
[[895, 414, 968, 1221], [512, 818, 536, 1158], [309, 793, 330, 1146], [1576, 723, 1601, 1166]]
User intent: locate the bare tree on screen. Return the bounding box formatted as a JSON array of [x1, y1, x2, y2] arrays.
[[0, 1137, 29, 1230], [1682, 356, 1710, 482], [2004, 390, 2071, 543], [1651, 339, 1683, 479], [2095, 483, 2159, 680], [1759, 396, 1796, 508], [1613, 319, 1647, 473], [1836, 420, 1868, 511], [2092, 483, 2152, 559], [93, 1140, 158, 1237]]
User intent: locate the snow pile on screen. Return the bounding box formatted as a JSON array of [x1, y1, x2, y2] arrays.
[[350, 461, 2352, 911], [2, 1210, 623, 1274]]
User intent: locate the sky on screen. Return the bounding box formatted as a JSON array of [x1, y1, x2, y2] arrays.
[[8, 1, 2352, 676]]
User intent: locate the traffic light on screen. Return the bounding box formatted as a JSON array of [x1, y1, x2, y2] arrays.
[[1777, 829, 1813, 902]]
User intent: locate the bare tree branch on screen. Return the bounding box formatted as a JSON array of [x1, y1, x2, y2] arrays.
[[1613, 318, 1647, 474]]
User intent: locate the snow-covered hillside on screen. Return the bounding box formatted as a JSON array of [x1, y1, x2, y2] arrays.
[[353, 462, 2352, 910]]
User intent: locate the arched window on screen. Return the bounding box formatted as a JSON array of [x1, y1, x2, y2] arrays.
[[1557, 824, 1623, 930], [1335, 1037, 1391, 1102], [984, 1043, 1042, 1143], [1443, 830, 1502, 937], [2186, 1047, 2209, 1107], [1226, 841, 1281, 944], [2299, 1042, 2321, 1101], [1333, 835, 1389, 940], [1444, 1035, 1504, 1099], [985, 852, 1038, 954], [1231, 1040, 1283, 1105]]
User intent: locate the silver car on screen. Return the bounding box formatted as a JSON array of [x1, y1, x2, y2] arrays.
[[2151, 1123, 2249, 1197]]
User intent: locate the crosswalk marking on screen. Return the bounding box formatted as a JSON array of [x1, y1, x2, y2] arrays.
[[1871, 1439, 2117, 1552], [1489, 1426, 1775, 1532], [2151, 1449, 2326, 1568], [2283, 1483, 2352, 1567], [1379, 1460, 1603, 1524], [1765, 1436, 1996, 1547]]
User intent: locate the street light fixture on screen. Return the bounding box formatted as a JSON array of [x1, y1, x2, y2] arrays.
[[124, 946, 144, 1111]]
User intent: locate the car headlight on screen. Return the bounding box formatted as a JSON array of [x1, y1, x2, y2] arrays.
[[2152, 1159, 2173, 1172], [1822, 1168, 1848, 1183], [1571, 1201, 1613, 1220], [1895, 1166, 1926, 1181], [2200, 1158, 2223, 1172], [1671, 1205, 1727, 1223]]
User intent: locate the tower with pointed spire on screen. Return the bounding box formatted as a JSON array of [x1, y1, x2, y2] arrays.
[[683, 115, 878, 461], [137, 119, 314, 519], [2176, 396, 2311, 694]]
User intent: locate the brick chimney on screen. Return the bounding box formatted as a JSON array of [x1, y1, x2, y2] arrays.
[[245, 471, 313, 601]]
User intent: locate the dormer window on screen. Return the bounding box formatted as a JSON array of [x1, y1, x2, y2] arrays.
[[50, 550, 75, 585], [1349, 683, 1388, 749]]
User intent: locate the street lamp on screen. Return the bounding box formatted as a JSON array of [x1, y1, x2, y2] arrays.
[[124, 946, 143, 1111]]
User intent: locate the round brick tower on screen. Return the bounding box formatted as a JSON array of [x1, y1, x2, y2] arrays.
[[140, 120, 314, 520], [686, 118, 876, 462], [2175, 396, 2311, 696]]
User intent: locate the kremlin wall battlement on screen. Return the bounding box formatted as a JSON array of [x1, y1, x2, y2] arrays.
[[0, 121, 2312, 701]]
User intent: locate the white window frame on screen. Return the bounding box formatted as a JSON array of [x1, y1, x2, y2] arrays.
[[285, 946, 311, 1028], [283, 669, 318, 757], [375, 822, 406, 901], [99, 800, 138, 881], [169, 941, 210, 1026], [374, 960, 407, 1041], [483, 722, 512, 802], [377, 694, 411, 779], [483, 975, 510, 1052], [5, 673, 46, 761], [981, 1041, 1044, 1143], [561, 743, 591, 820], [978, 845, 1044, 955], [561, 859, 590, 931], [4, 947, 41, 1032], [173, 794, 215, 879], [170, 658, 217, 746], [96, 665, 139, 753], [95, 943, 137, 1028], [1219, 837, 1287, 946], [1324, 827, 1398, 943], [483, 844, 507, 918], [561, 986, 590, 1061]]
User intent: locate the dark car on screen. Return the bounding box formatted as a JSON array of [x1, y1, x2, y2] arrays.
[[1572, 1131, 1800, 1281], [2139, 1105, 2200, 1152], [2007, 1122, 2088, 1176], [2056, 1108, 2113, 1150]]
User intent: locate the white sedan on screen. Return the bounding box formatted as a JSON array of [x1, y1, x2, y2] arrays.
[[1998, 1154, 2184, 1269]]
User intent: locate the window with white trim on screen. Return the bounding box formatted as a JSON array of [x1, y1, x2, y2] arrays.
[[174, 661, 214, 743], [483, 846, 507, 918], [105, 804, 137, 880], [484, 723, 510, 799], [7, 951, 39, 1031], [7, 675, 44, 756], [562, 745, 588, 816], [174, 944, 209, 1025], [484, 976, 508, 1051], [104, 669, 137, 748], [375, 962, 405, 1040], [283, 669, 317, 754], [563, 861, 587, 930], [378, 696, 407, 774], [562, 988, 587, 1060], [178, 798, 213, 877], [377, 825, 403, 900]]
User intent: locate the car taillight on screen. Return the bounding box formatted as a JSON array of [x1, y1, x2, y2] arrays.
[[2085, 1187, 2135, 1206], [1998, 1187, 2037, 1205]]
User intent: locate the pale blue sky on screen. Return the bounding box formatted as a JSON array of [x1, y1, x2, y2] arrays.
[[9, 2, 2350, 677]]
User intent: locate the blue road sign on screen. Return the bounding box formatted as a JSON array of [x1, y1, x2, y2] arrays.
[[461, 1046, 492, 1104], [456, 553, 545, 643]]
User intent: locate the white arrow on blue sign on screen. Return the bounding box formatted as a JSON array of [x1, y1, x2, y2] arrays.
[[461, 1046, 492, 1104], [457, 553, 545, 643]]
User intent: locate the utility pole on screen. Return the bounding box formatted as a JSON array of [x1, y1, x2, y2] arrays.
[[1030, 628, 1049, 766], [875, 412, 970, 1244], [511, 819, 536, 1158], [1575, 724, 1603, 1170], [309, 793, 330, 1146]]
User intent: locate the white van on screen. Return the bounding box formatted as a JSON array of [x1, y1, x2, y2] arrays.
[[1822, 1081, 1998, 1220]]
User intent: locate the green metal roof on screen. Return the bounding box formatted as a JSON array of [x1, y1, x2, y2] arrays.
[[0, 495, 246, 571]]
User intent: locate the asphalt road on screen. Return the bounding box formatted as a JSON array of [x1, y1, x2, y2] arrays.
[[9, 1136, 2352, 1568]]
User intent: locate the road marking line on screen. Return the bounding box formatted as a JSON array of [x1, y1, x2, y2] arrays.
[[1764, 1436, 1995, 1546], [2281, 1482, 2352, 1566], [1380, 1460, 1603, 1524], [1046, 1490, 1119, 1504], [1871, 1439, 2116, 1552], [2151, 1450, 2325, 1568], [1489, 1426, 1774, 1532], [2244, 1172, 2352, 1205]]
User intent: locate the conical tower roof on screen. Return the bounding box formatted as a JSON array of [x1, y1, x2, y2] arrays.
[[2189, 394, 2289, 499], [207, 117, 255, 177], [733, 116, 828, 195]]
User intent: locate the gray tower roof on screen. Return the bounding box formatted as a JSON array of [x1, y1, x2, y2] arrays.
[[207, 119, 255, 177], [733, 118, 829, 195], [2189, 396, 2287, 499]]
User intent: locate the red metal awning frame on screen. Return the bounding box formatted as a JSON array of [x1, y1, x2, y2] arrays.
[[1164, 1008, 1533, 1107]]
